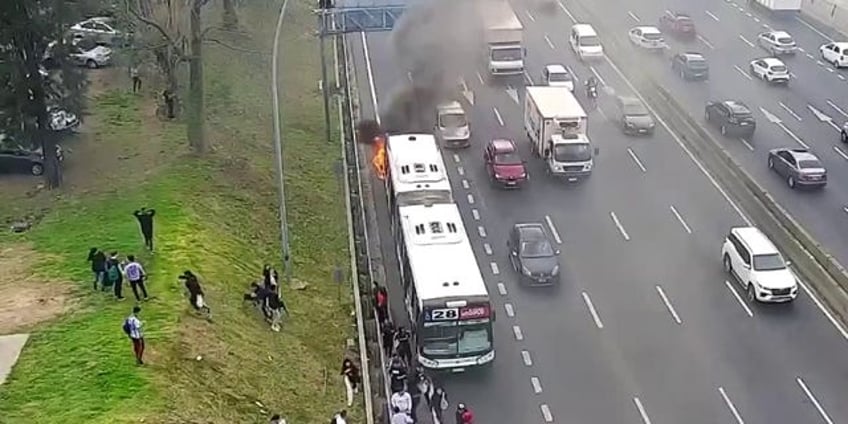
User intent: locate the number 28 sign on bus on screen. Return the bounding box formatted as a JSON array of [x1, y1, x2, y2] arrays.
[[424, 304, 491, 322]]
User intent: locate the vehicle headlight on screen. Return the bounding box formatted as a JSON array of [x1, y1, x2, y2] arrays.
[[551, 265, 559, 275], [583, 163, 592, 171], [418, 356, 437, 368], [521, 265, 531, 276]]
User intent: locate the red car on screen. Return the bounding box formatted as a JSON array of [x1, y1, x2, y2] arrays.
[[484, 139, 527, 188], [659, 11, 696, 40]]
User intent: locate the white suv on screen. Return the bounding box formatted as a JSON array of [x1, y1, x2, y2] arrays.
[[722, 227, 797, 303]]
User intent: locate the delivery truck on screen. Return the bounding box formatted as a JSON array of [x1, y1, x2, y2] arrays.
[[749, 0, 801, 16], [524, 86, 598, 181], [482, 0, 525, 76]]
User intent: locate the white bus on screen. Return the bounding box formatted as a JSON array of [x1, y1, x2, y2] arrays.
[[395, 203, 495, 371], [386, 134, 454, 217]]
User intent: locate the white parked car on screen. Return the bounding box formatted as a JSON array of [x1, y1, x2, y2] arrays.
[[820, 41, 848, 68], [757, 31, 796, 55], [45, 40, 112, 69], [628, 26, 667, 51], [722, 226, 797, 303], [541, 64, 575, 91], [49, 107, 81, 132], [70, 17, 122, 44], [749, 57, 790, 84]]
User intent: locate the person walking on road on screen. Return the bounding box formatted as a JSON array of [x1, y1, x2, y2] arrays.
[[431, 386, 449, 424], [395, 326, 412, 365], [382, 321, 396, 355], [374, 282, 389, 324], [122, 306, 145, 365], [133, 208, 156, 251], [390, 388, 412, 415], [124, 255, 149, 302]]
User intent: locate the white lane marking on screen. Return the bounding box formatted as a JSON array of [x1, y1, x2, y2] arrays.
[[506, 86, 520, 104], [839, 74, 846, 81], [462, 179, 470, 189], [753, 17, 760, 23], [724, 280, 754, 317], [490, 262, 499, 275], [589, 66, 607, 86], [797, 16, 834, 42], [493, 107, 505, 126], [670, 205, 693, 234], [797, 277, 848, 340], [497, 282, 507, 295], [530, 377, 543, 394], [557, 0, 577, 22], [467, 193, 474, 204], [706, 10, 720, 21], [472, 208, 480, 220], [807, 53, 816, 60], [739, 137, 755, 151], [407, 71, 413, 82], [779, 102, 803, 121], [817, 60, 827, 67], [476, 71, 485, 85], [718, 387, 745, 424], [581, 291, 604, 329], [525, 9, 536, 22], [458, 77, 469, 92], [521, 350, 533, 366], [627, 147, 647, 172], [633, 397, 653, 424], [512, 325, 524, 340], [827, 67, 835, 73], [777, 123, 810, 149], [827, 100, 848, 118], [698, 35, 715, 49], [545, 215, 563, 244], [453, 153, 461, 163], [360, 33, 381, 126], [796, 377, 835, 424], [656, 285, 683, 324], [610, 211, 631, 241], [540, 404, 554, 423], [524, 70, 533, 85], [544, 35, 555, 49], [478, 226, 487, 238], [566, 65, 580, 82], [504, 303, 515, 317], [457, 166, 465, 176], [738, 35, 755, 47], [734, 65, 754, 80], [745, 11, 753, 17], [483, 243, 493, 255], [628, 11, 640, 22], [834, 146, 848, 160]]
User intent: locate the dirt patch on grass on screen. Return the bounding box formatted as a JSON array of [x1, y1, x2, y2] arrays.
[[0, 244, 75, 335]]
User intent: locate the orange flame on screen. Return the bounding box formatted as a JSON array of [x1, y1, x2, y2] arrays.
[[371, 135, 388, 180]]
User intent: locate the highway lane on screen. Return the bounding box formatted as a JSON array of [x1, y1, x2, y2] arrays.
[[569, 0, 848, 268], [522, 0, 848, 420], [351, 6, 848, 422]]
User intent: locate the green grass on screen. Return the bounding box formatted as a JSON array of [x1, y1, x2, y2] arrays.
[[0, 1, 358, 423]]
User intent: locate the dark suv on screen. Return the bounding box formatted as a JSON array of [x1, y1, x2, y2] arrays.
[[705, 100, 756, 138], [507, 223, 561, 286], [672, 52, 709, 80]]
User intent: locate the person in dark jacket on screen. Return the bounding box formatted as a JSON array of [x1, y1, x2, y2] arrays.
[[133, 208, 156, 251], [374, 282, 389, 324], [388, 354, 408, 393], [87, 248, 107, 290], [455, 403, 473, 424], [267, 288, 287, 332], [105, 251, 124, 298], [382, 321, 396, 355], [341, 358, 361, 406], [395, 326, 413, 365], [431, 386, 448, 423], [180, 270, 211, 316]]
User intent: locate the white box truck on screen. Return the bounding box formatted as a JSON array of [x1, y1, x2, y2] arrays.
[[749, 0, 801, 13], [524, 86, 598, 180], [482, 1, 525, 76]]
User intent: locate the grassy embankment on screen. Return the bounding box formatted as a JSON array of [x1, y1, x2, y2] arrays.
[[0, 1, 359, 423]]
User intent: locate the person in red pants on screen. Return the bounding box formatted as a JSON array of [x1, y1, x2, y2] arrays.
[[122, 306, 145, 365]]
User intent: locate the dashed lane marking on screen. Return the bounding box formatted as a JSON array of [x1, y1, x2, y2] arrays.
[[490, 262, 499, 275], [670, 205, 693, 234], [483, 243, 493, 255], [544, 35, 555, 49], [453, 153, 460, 163], [545, 215, 563, 244], [504, 303, 515, 317], [610, 211, 631, 241], [512, 325, 524, 340], [521, 350, 533, 366], [540, 404, 554, 423], [628, 11, 640, 22], [462, 179, 470, 189], [493, 107, 505, 126], [779, 102, 803, 121], [478, 226, 487, 238], [497, 282, 507, 296], [739, 137, 755, 151], [706, 10, 720, 21], [634, 397, 653, 424], [724, 280, 754, 317], [582, 291, 604, 329], [796, 377, 835, 424], [467, 193, 475, 204], [531, 377, 543, 394], [457, 166, 465, 176], [472, 208, 480, 220], [627, 147, 647, 172], [718, 387, 745, 424], [656, 285, 683, 325]]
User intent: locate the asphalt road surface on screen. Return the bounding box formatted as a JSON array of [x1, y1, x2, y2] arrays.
[[345, 1, 848, 422]]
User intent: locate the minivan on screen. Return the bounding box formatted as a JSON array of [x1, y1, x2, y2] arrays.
[[569, 24, 604, 61], [435, 101, 470, 148]]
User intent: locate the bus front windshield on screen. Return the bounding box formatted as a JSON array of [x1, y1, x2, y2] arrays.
[[420, 320, 492, 357]]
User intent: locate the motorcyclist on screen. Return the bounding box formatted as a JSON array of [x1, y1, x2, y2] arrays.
[[455, 403, 474, 424], [585, 76, 599, 98]]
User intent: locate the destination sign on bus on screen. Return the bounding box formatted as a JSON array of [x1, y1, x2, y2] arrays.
[[424, 305, 490, 322]]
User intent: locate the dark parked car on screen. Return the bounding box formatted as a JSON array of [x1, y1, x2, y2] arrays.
[[767, 148, 827, 189], [672, 52, 709, 80], [0, 145, 63, 176], [658, 11, 696, 40], [507, 223, 560, 286], [484, 139, 527, 188], [705, 100, 756, 138], [614, 96, 655, 135]]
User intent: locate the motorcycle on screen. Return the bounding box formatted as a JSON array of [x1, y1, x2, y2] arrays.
[[586, 85, 598, 99]]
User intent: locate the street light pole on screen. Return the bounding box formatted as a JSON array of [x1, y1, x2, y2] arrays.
[[272, 0, 292, 282]]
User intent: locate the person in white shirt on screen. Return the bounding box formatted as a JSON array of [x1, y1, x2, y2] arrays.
[[330, 409, 348, 424], [124, 255, 149, 301], [122, 306, 145, 365], [390, 389, 412, 414], [390, 406, 414, 424]]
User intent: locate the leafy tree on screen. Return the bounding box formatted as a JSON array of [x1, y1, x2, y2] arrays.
[[0, 0, 89, 188]]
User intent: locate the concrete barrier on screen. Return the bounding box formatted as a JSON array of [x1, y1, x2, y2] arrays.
[[801, 0, 848, 36]]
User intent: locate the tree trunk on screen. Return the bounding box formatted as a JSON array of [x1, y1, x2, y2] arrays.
[[222, 0, 238, 29], [187, 0, 206, 153]]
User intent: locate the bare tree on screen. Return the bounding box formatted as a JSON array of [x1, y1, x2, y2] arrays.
[[222, 0, 238, 29]]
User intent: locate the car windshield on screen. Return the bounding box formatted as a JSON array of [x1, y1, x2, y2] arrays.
[[520, 241, 554, 258], [548, 72, 571, 82], [688, 59, 708, 69], [770, 65, 788, 73], [643, 32, 662, 40], [494, 152, 522, 165], [579, 35, 600, 47], [439, 113, 467, 128], [492, 47, 522, 61], [776, 36, 794, 44], [798, 159, 823, 169], [420, 321, 492, 356], [753, 253, 786, 271], [553, 143, 591, 162], [623, 102, 649, 116]]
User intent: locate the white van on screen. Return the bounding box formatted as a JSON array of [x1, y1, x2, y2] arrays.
[[435, 101, 470, 148], [569, 24, 604, 61]]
